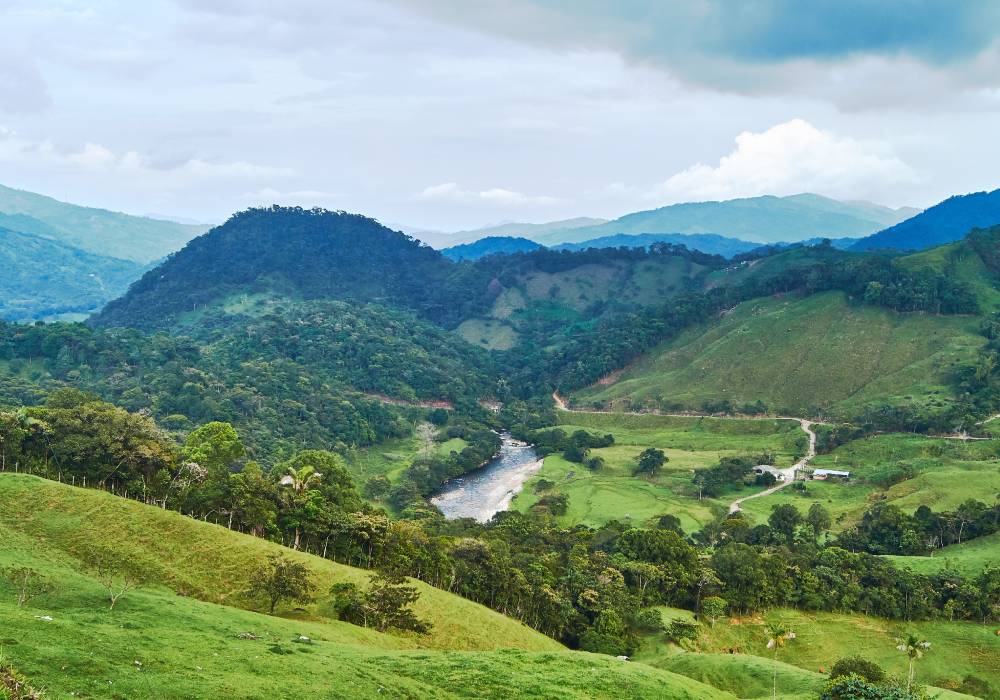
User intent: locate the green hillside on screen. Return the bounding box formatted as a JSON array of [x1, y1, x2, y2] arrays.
[[0, 184, 205, 263], [575, 290, 984, 417], [0, 226, 144, 322], [635, 608, 990, 699], [0, 474, 739, 699]]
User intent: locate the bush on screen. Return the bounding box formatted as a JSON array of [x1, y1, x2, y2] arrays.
[[830, 656, 886, 683]]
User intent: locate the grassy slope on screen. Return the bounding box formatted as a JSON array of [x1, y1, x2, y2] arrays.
[[739, 433, 1000, 530], [576, 290, 983, 416], [636, 608, 991, 699], [457, 255, 710, 350], [886, 530, 1000, 577], [0, 474, 730, 700], [512, 411, 804, 531]]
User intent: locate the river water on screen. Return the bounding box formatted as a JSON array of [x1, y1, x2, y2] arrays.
[[430, 432, 543, 522]]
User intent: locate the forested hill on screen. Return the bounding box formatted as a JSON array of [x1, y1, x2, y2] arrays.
[[94, 206, 493, 330], [852, 188, 1000, 251]]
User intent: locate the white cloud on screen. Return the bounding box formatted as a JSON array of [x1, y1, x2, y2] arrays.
[[0, 128, 294, 183], [648, 119, 921, 203], [237, 187, 343, 206], [417, 182, 558, 206]]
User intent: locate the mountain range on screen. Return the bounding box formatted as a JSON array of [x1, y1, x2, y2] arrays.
[[852, 188, 1000, 251], [521, 193, 918, 246]]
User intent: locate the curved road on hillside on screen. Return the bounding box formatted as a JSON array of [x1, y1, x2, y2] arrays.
[[551, 392, 819, 514]]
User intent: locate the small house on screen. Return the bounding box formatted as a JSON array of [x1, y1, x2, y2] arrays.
[[812, 468, 850, 481]]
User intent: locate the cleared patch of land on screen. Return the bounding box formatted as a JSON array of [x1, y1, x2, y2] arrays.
[[637, 607, 993, 699], [575, 291, 983, 418], [0, 474, 731, 699], [513, 411, 805, 531]]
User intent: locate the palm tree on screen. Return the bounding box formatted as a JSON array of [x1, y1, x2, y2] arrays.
[[895, 633, 931, 692], [765, 623, 796, 700], [279, 465, 323, 549]]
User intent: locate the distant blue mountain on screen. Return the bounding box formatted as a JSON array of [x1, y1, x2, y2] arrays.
[[442, 236, 542, 261], [852, 189, 1000, 251]]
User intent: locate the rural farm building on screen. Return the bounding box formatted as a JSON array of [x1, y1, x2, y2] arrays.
[[812, 469, 850, 480]]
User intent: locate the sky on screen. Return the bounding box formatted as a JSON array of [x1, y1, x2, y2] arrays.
[[0, 0, 999, 231]]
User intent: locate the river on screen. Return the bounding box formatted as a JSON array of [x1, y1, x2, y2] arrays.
[[430, 432, 543, 522]]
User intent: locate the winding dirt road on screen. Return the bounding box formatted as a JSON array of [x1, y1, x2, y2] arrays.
[[551, 392, 820, 514]]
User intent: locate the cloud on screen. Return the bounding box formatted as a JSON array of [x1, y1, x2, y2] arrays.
[[0, 51, 51, 113], [0, 127, 293, 183], [391, 1, 1000, 104], [624, 119, 920, 204], [237, 187, 343, 206], [418, 182, 558, 206]]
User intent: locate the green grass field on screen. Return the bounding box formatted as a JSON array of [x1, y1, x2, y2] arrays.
[[512, 411, 805, 531], [636, 608, 993, 699], [886, 530, 1000, 577], [0, 474, 734, 699], [575, 291, 984, 418]]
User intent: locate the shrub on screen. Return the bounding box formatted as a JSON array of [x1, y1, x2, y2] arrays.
[[830, 656, 886, 683]]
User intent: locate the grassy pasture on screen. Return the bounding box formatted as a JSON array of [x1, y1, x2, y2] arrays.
[[576, 291, 983, 418], [512, 411, 804, 531], [0, 474, 735, 699], [636, 608, 993, 699]]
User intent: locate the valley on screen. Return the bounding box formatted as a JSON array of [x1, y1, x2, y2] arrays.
[[2, 206, 1000, 700]]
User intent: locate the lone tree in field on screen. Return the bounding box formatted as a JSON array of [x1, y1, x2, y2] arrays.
[[700, 596, 727, 628], [84, 549, 144, 610], [633, 448, 667, 478], [364, 570, 431, 633], [765, 623, 796, 700], [895, 633, 931, 692], [1, 566, 54, 607], [329, 570, 431, 634], [248, 554, 316, 614]]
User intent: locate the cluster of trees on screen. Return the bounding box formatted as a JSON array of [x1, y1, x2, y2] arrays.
[[386, 424, 502, 510], [531, 427, 615, 466], [837, 500, 1000, 555], [692, 455, 767, 498], [6, 390, 1000, 656]]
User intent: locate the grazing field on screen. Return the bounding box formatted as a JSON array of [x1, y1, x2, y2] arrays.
[[738, 432, 1000, 530], [636, 608, 994, 699], [0, 474, 735, 699], [886, 530, 1000, 577], [575, 291, 983, 417], [512, 411, 805, 531]]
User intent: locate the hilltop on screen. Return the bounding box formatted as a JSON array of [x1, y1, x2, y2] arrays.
[[853, 188, 1000, 251], [0, 183, 206, 263], [94, 207, 482, 331]]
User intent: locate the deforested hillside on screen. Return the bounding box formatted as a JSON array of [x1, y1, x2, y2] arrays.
[[572, 232, 1000, 427], [0, 473, 737, 699]]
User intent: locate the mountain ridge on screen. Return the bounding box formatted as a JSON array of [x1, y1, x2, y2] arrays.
[[0, 183, 207, 263], [852, 188, 1000, 251]]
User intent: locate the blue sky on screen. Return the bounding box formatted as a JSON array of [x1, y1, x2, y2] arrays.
[[0, 0, 998, 229]]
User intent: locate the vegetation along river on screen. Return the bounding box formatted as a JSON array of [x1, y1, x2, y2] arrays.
[[430, 432, 543, 522]]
